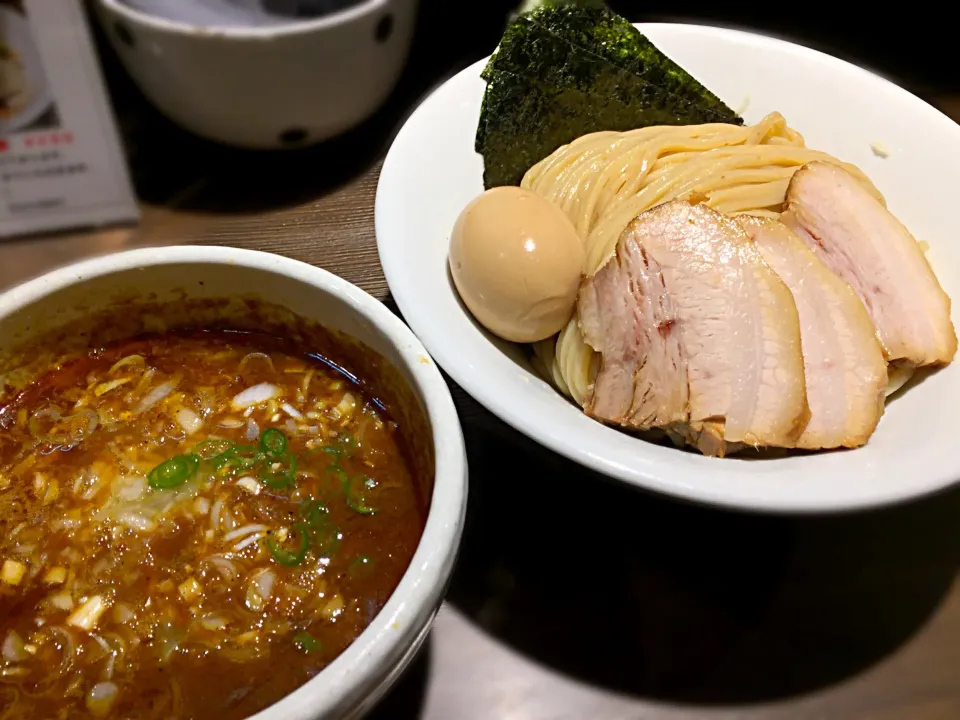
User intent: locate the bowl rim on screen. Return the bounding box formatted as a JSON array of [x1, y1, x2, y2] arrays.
[[96, 0, 390, 39], [0, 245, 468, 719]]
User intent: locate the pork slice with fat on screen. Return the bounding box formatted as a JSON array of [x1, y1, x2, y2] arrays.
[[783, 160, 956, 367], [579, 199, 808, 456], [738, 216, 887, 449]]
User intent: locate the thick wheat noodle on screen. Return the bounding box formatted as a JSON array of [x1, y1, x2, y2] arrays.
[[520, 112, 884, 405]]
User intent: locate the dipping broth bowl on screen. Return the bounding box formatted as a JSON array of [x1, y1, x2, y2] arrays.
[[0, 246, 466, 719]]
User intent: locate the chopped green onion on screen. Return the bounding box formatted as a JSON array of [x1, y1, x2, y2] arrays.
[[260, 453, 298, 489], [318, 433, 356, 461], [300, 499, 328, 527], [260, 428, 287, 458], [214, 444, 262, 475], [347, 555, 374, 579], [325, 464, 348, 486], [293, 631, 321, 654], [299, 500, 340, 555], [344, 475, 377, 515], [148, 454, 200, 490], [193, 439, 235, 460], [265, 523, 310, 567]]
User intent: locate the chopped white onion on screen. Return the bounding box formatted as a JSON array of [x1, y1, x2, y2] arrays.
[[48, 626, 76, 674], [86, 681, 118, 717], [178, 577, 202, 603], [43, 567, 67, 585], [210, 498, 223, 533], [67, 595, 109, 631], [134, 381, 177, 414], [336, 392, 357, 419], [198, 613, 228, 631], [49, 592, 74, 611], [281, 403, 303, 420], [1, 559, 26, 586], [321, 593, 345, 621], [109, 354, 145, 374], [221, 510, 237, 532], [112, 604, 135, 624], [223, 524, 269, 543], [157, 625, 182, 664], [176, 408, 203, 435], [13, 544, 34, 557], [231, 383, 280, 410], [80, 471, 106, 501], [245, 569, 276, 612], [253, 569, 276, 597], [232, 533, 263, 552], [90, 632, 112, 658], [245, 419, 260, 442], [104, 651, 116, 681], [2, 630, 28, 662], [193, 497, 210, 515], [218, 417, 246, 429], [55, 516, 82, 531], [203, 555, 238, 582], [236, 476, 261, 495], [114, 475, 147, 503], [117, 511, 155, 533], [77, 408, 99, 437], [94, 378, 132, 397]]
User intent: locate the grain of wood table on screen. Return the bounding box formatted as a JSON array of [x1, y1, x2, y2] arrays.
[[3, 50, 960, 720]]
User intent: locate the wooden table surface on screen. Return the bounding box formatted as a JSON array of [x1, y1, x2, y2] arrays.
[[4, 19, 960, 718]]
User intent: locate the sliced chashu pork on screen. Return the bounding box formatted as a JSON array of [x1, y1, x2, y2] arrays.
[[783, 161, 957, 367], [578, 199, 808, 457], [738, 216, 887, 449]]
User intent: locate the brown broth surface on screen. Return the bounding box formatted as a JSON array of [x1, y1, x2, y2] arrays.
[[0, 330, 428, 719]]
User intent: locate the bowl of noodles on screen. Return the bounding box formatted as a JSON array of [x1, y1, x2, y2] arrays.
[[0, 246, 467, 718], [376, 11, 960, 512]]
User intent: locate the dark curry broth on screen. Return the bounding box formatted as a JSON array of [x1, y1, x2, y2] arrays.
[[0, 329, 428, 719]]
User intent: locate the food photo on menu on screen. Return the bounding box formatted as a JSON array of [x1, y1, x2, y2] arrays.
[[0, 0, 58, 134], [2, 0, 960, 719]]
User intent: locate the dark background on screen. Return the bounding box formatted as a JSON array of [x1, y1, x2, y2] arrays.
[[403, 0, 953, 97]]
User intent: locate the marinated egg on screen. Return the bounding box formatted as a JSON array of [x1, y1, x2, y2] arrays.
[[449, 186, 585, 343]]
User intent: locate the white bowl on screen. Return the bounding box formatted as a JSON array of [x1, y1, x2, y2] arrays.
[[376, 23, 960, 513], [0, 246, 467, 719], [94, 0, 418, 148]]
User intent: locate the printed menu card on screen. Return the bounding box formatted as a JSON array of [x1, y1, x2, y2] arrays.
[[0, 0, 138, 238]]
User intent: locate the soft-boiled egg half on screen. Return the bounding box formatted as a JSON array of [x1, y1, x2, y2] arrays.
[[449, 187, 585, 343]]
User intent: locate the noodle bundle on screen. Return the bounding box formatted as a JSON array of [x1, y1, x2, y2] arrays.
[[523, 112, 883, 404]]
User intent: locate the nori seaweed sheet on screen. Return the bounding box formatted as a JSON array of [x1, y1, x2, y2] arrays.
[[479, 68, 702, 188], [528, 5, 741, 123], [486, 17, 729, 124], [476, 17, 728, 157], [476, 3, 743, 188]]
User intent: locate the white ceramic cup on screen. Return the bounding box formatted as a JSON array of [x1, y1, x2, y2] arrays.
[[94, 0, 419, 148], [0, 246, 467, 719]]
